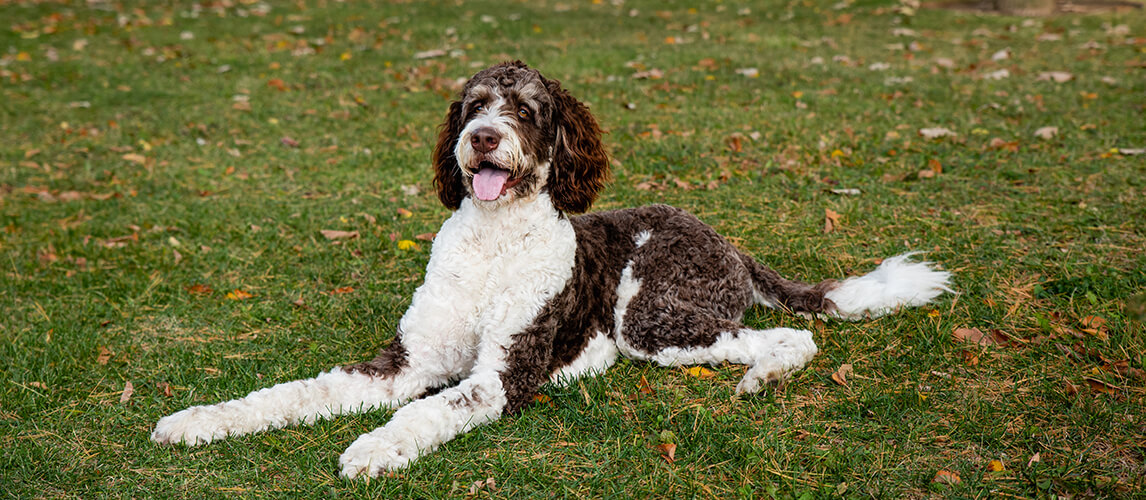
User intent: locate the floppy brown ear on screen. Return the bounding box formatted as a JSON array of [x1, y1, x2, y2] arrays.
[[432, 100, 468, 210], [547, 82, 609, 214]]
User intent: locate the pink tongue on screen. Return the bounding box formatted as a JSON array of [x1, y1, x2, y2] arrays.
[[473, 167, 509, 201]]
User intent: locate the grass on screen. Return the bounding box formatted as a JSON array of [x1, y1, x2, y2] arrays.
[[1, 0, 1144, 497]]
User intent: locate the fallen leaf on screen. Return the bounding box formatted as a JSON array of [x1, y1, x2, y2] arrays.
[[157, 381, 173, 397], [97, 346, 113, 365], [981, 69, 1011, 80], [186, 284, 213, 295], [280, 136, 299, 147], [414, 233, 436, 241], [122, 153, 147, 164], [1033, 126, 1058, 140], [735, 67, 759, 78], [1084, 377, 1119, 395], [533, 394, 551, 404], [330, 286, 355, 295], [226, 289, 255, 300], [831, 363, 853, 386], [685, 366, 716, 379], [396, 208, 413, 217], [632, 68, 664, 80], [919, 127, 956, 139], [657, 442, 677, 463], [292, 298, 309, 309], [988, 460, 1005, 472], [267, 78, 287, 91], [637, 375, 654, 394], [467, 477, 496, 495], [119, 381, 134, 403], [413, 49, 447, 60], [933, 470, 961, 485], [1079, 315, 1107, 340], [1037, 71, 1073, 83], [1028, 452, 1041, 466], [824, 208, 841, 234], [1064, 379, 1081, 395], [830, 188, 861, 196], [397, 240, 419, 250], [953, 327, 997, 346], [320, 230, 359, 240]]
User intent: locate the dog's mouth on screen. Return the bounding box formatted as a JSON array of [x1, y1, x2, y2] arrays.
[[472, 161, 521, 201]]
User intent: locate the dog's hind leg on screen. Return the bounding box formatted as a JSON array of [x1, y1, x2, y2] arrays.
[[152, 341, 442, 446], [613, 259, 817, 394]]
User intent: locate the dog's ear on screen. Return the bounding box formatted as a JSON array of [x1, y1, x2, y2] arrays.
[[547, 81, 609, 214], [432, 100, 468, 210]]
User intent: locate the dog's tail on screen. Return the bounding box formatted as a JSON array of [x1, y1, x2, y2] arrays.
[[741, 252, 952, 320]]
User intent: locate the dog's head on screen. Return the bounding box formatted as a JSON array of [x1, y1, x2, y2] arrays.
[[432, 61, 609, 213]]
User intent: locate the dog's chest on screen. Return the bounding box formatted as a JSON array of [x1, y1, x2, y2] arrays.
[[426, 199, 578, 336]]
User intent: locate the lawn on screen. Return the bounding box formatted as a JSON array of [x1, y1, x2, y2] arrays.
[[1, 0, 1144, 497]]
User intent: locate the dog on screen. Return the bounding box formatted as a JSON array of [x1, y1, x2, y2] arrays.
[[152, 61, 951, 479]]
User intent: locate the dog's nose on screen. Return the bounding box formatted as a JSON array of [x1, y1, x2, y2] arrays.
[[471, 127, 501, 153]]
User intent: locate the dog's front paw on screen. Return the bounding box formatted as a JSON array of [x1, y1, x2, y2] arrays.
[[152, 405, 228, 446], [339, 430, 423, 479]]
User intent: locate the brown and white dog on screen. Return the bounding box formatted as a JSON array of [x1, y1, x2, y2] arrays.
[[152, 61, 951, 478]]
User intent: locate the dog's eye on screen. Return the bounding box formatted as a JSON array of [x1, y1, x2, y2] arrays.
[[517, 106, 531, 120], [473, 103, 485, 113]]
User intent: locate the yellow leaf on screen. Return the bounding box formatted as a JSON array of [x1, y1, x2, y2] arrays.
[[226, 289, 254, 300], [397, 240, 419, 250], [988, 460, 1005, 472], [791, 91, 804, 99], [340, 52, 352, 60], [686, 366, 715, 379]]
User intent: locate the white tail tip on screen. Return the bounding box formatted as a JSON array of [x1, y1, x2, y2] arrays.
[[824, 253, 953, 320]]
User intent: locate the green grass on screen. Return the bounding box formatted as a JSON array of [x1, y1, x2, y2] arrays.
[[2, 0, 1144, 497]]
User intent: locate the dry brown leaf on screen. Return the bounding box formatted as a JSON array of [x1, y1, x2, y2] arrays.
[[119, 381, 134, 403], [186, 284, 213, 295], [637, 375, 654, 394], [953, 327, 997, 346], [414, 232, 436, 241], [97, 346, 113, 365], [831, 363, 853, 386], [1063, 379, 1081, 395], [933, 469, 961, 485], [320, 230, 359, 240], [824, 208, 841, 234], [1084, 377, 1119, 395], [467, 477, 496, 495], [330, 286, 355, 295], [657, 442, 677, 463], [280, 136, 299, 148], [157, 381, 173, 397]]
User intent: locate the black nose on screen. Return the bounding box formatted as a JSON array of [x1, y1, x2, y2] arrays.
[[470, 127, 501, 154]]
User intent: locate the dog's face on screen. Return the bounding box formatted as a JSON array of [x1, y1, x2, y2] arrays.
[[433, 61, 608, 213]]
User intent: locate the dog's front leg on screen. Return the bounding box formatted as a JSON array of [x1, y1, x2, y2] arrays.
[[339, 322, 555, 478], [152, 341, 441, 446]]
